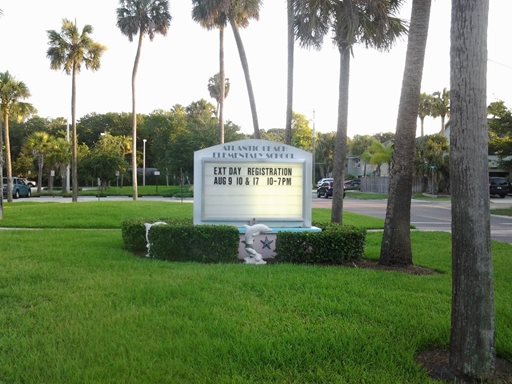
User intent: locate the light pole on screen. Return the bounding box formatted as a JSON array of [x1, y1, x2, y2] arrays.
[[312, 109, 316, 186], [143, 139, 147, 187], [65, 122, 70, 193]]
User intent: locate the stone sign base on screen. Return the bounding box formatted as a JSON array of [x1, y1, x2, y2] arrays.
[[237, 226, 321, 262]]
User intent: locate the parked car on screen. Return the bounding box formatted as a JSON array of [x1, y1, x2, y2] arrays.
[[20, 178, 37, 188], [316, 180, 345, 198], [344, 179, 361, 190], [489, 177, 510, 198], [316, 177, 333, 188], [2, 177, 32, 199]]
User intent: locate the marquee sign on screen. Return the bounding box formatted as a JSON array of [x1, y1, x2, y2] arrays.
[[194, 139, 312, 227]]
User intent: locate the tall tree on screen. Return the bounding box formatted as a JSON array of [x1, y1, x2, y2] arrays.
[[0, 72, 31, 202], [295, 0, 406, 224], [432, 87, 450, 135], [285, 0, 295, 145], [349, 134, 375, 177], [207, 73, 230, 118], [117, 0, 172, 200], [192, 0, 227, 143], [450, 1, 495, 381], [24, 132, 53, 194], [379, 0, 431, 267], [418, 92, 433, 137], [228, 0, 262, 139], [0, 113, 3, 218], [362, 140, 393, 176], [47, 19, 105, 202], [314, 132, 336, 179]]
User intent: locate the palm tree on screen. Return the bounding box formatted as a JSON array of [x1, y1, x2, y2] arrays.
[[362, 140, 393, 176], [192, 0, 227, 144], [418, 92, 433, 137], [450, 1, 494, 381], [208, 73, 230, 118], [295, 0, 406, 224], [432, 87, 450, 135], [379, 0, 432, 267], [25, 132, 52, 194], [0, 71, 31, 202], [228, 0, 262, 139], [117, 0, 172, 200], [285, 0, 295, 145], [193, 0, 262, 140], [47, 19, 105, 202], [0, 113, 3, 218]]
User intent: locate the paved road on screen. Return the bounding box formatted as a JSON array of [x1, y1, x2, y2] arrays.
[[313, 196, 512, 244]]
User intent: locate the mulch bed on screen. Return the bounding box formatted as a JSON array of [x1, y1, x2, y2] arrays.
[[416, 349, 512, 383]]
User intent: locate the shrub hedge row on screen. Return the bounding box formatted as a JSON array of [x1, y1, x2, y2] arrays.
[[121, 219, 366, 264], [121, 218, 192, 253], [277, 223, 366, 264], [149, 224, 240, 263]]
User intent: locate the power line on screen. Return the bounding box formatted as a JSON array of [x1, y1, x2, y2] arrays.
[[488, 58, 512, 70]]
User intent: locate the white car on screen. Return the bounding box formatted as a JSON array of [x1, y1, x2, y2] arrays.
[[20, 178, 37, 188], [316, 178, 333, 188]]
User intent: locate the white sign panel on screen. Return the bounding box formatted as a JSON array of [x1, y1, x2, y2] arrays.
[[194, 139, 312, 227], [202, 161, 304, 220]]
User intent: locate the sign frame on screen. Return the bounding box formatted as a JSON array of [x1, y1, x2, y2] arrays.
[[194, 139, 312, 228]]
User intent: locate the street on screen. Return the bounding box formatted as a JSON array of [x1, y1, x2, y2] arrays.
[[313, 195, 512, 244]]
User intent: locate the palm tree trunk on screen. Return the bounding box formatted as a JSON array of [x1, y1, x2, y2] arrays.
[[379, 0, 431, 267], [131, 32, 144, 201], [449, 1, 495, 380], [229, 20, 260, 139], [440, 114, 445, 136], [331, 46, 350, 224], [71, 65, 78, 202], [219, 26, 225, 144], [420, 116, 425, 136], [0, 118, 4, 218], [3, 108, 13, 202], [285, 0, 294, 145], [37, 155, 44, 194]]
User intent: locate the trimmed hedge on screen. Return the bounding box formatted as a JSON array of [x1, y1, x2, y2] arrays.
[[121, 218, 192, 253], [149, 224, 239, 263], [122, 219, 366, 265], [276, 224, 366, 264]]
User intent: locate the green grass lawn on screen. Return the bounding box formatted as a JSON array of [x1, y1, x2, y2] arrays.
[[33, 185, 194, 198], [0, 202, 385, 230], [0, 203, 510, 383], [491, 208, 512, 217]]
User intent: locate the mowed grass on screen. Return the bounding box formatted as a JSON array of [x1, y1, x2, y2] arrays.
[[0, 204, 511, 383], [0, 202, 385, 229]]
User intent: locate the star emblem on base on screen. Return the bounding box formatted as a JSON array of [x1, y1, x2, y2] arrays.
[[260, 236, 274, 250]]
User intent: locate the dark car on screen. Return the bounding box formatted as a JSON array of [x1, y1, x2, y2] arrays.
[[2, 177, 32, 199], [489, 177, 510, 198], [316, 181, 345, 198], [344, 179, 361, 190]]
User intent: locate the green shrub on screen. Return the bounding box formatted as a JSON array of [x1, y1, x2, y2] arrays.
[[149, 224, 239, 263], [276, 225, 366, 264], [121, 218, 192, 252]]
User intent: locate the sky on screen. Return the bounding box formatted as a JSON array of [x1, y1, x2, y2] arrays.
[[1, 0, 511, 139]]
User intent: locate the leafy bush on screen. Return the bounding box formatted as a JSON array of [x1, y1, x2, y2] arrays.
[[276, 225, 366, 264], [148, 224, 239, 263], [121, 218, 192, 252]]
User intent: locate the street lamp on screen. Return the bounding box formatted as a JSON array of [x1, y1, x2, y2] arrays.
[[142, 139, 147, 187]]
